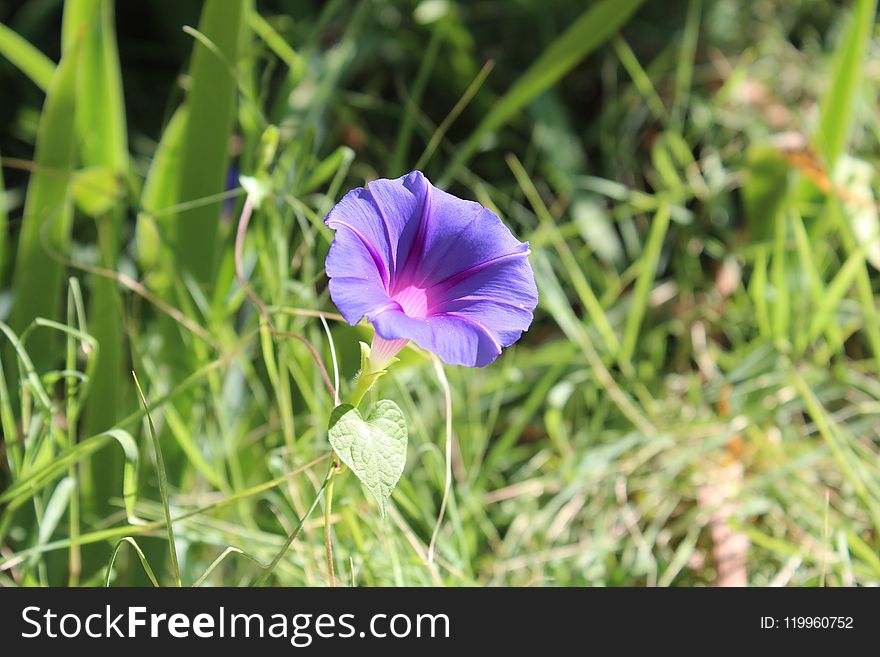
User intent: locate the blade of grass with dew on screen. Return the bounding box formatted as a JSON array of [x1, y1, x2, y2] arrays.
[[172, 0, 244, 288], [442, 0, 645, 184], [8, 30, 81, 375], [0, 21, 55, 92], [132, 371, 182, 587]]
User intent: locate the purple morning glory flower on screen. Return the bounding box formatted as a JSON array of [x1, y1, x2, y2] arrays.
[[324, 170, 538, 368]]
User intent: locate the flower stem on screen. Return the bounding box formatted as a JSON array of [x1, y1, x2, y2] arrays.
[[350, 370, 373, 408], [254, 462, 335, 586], [324, 461, 338, 587]]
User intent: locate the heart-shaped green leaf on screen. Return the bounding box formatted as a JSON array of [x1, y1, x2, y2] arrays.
[[328, 400, 407, 517]]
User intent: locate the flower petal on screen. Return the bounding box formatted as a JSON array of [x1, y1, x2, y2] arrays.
[[435, 295, 535, 347], [324, 172, 428, 323], [437, 247, 538, 309], [324, 223, 392, 325], [413, 188, 528, 288], [367, 171, 429, 276], [327, 276, 394, 327], [372, 308, 502, 367]]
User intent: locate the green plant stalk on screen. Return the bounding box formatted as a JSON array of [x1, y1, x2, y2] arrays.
[[320, 344, 390, 586], [350, 369, 375, 409], [324, 465, 338, 587]]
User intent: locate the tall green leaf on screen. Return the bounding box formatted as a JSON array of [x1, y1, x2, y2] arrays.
[[9, 31, 81, 374], [137, 105, 189, 271], [172, 0, 244, 288], [63, 0, 130, 509]]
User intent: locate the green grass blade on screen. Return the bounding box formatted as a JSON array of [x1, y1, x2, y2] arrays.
[[193, 546, 268, 587], [26, 476, 74, 570], [8, 30, 81, 374], [507, 153, 621, 357], [443, 0, 644, 183], [816, 0, 878, 166], [612, 36, 666, 122], [770, 210, 790, 342], [132, 371, 182, 587], [0, 428, 138, 511], [0, 21, 55, 91], [669, 0, 701, 132], [172, 0, 244, 287], [105, 537, 159, 586], [136, 104, 188, 270], [0, 147, 8, 284], [62, 1, 131, 511], [620, 203, 671, 364], [246, 7, 304, 80]]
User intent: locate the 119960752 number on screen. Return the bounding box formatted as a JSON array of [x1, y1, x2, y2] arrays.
[[761, 617, 854, 630]]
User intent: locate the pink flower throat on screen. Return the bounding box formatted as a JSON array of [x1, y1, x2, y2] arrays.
[[391, 283, 431, 318]]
